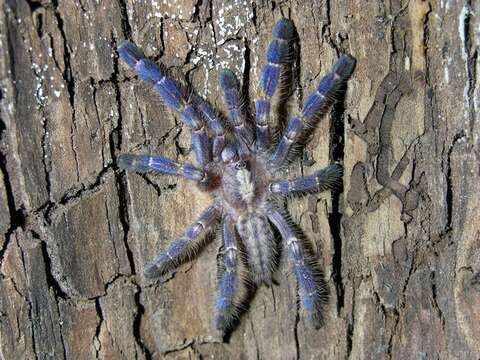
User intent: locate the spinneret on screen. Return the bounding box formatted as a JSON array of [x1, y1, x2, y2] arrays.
[[118, 18, 355, 332]]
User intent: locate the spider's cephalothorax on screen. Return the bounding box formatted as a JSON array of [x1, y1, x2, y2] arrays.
[[118, 18, 355, 332]]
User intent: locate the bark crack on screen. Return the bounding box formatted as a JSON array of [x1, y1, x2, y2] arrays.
[[430, 270, 445, 331], [329, 95, 346, 313], [133, 282, 152, 359], [459, 1, 477, 136], [43, 166, 114, 223], [346, 285, 355, 359], [118, 0, 133, 40], [93, 298, 104, 359], [0, 140, 25, 262], [445, 132, 466, 231], [110, 36, 136, 276], [38, 235, 69, 300]]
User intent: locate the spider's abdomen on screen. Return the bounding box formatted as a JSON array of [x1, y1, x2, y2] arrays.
[[236, 212, 276, 284]]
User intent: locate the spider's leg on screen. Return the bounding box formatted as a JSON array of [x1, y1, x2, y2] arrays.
[[269, 163, 342, 195], [267, 208, 326, 328], [255, 18, 295, 152], [118, 41, 211, 167], [269, 55, 355, 168], [144, 205, 221, 278], [215, 216, 240, 332], [194, 99, 226, 161], [118, 154, 205, 181], [219, 69, 253, 153]]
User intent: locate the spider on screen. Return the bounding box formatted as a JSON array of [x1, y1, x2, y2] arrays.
[[117, 18, 355, 332]]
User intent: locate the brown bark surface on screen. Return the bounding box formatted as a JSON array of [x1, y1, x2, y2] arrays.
[[1, 0, 479, 359]]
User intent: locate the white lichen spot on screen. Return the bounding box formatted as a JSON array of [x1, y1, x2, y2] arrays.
[[404, 56, 410, 71], [458, 3, 472, 124]]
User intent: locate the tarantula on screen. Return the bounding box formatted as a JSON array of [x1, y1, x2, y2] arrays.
[[118, 18, 355, 331]]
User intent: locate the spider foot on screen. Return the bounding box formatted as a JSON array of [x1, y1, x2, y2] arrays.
[[302, 290, 326, 329], [215, 270, 239, 332], [215, 306, 238, 333], [143, 252, 179, 279]]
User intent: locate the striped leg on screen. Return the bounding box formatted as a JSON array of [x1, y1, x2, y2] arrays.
[[219, 70, 253, 151], [118, 154, 205, 181], [255, 18, 295, 152], [270, 55, 356, 167], [215, 216, 240, 332], [118, 41, 211, 166], [194, 98, 226, 160], [269, 164, 342, 195], [267, 208, 325, 328], [144, 206, 220, 278]]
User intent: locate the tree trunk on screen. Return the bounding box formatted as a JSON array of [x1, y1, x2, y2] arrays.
[[1, 0, 479, 359]]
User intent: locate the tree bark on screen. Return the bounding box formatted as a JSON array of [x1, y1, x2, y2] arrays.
[[1, 0, 479, 359]]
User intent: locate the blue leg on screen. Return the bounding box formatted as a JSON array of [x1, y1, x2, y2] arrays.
[[118, 154, 205, 182], [219, 69, 254, 151], [194, 98, 226, 160], [215, 216, 240, 332], [267, 208, 326, 328], [270, 55, 355, 167], [269, 116, 304, 167], [270, 164, 342, 195], [118, 41, 211, 167], [302, 55, 356, 124], [144, 206, 220, 278], [256, 18, 295, 152]]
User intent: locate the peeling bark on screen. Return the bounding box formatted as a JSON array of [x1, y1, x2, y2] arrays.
[[1, 0, 479, 359]]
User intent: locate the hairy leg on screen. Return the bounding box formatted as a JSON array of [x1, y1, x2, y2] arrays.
[[255, 18, 295, 152], [270, 55, 355, 167], [267, 208, 326, 328], [193, 97, 226, 161], [269, 163, 342, 195], [219, 69, 253, 152], [118, 41, 211, 166], [215, 216, 240, 332], [118, 154, 205, 181], [144, 206, 221, 278]]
